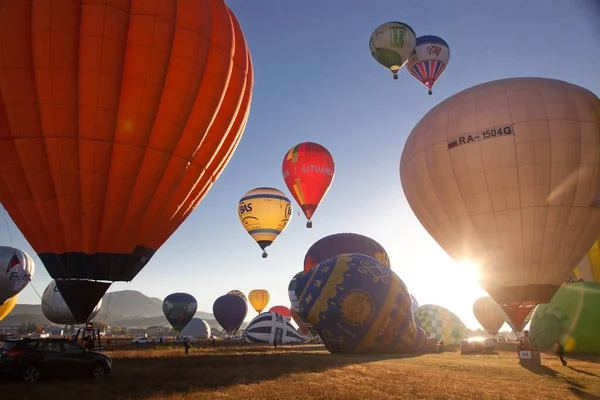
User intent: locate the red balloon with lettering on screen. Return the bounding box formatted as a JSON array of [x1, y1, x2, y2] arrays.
[[282, 142, 335, 228]]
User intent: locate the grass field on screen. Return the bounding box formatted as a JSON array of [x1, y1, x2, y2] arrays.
[[2, 343, 600, 400]]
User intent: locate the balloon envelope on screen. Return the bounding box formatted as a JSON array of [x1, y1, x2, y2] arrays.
[[0, 295, 18, 321], [0, 0, 253, 321], [304, 233, 390, 273], [238, 188, 292, 257], [400, 77, 600, 329], [243, 312, 304, 344], [162, 293, 198, 333], [227, 290, 248, 303], [406, 35, 450, 95], [410, 294, 419, 313], [180, 318, 211, 340], [282, 142, 335, 227], [248, 289, 270, 314], [565, 239, 600, 284], [369, 22, 417, 79], [0, 246, 35, 305], [414, 305, 468, 345], [268, 305, 292, 322], [41, 280, 102, 325], [213, 294, 247, 335], [473, 297, 506, 336], [295, 253, 428, 354]]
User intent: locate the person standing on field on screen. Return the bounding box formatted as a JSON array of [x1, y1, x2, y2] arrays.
[[555, 340, 567, 366]]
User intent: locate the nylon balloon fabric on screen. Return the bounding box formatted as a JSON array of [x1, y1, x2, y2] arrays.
[[213, 294, 247, 335], [295, 253, 428, 354], [414, 305, 468, 345], [162, 293, 198, 333]]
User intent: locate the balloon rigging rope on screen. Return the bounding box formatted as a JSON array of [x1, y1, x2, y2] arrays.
[[2, 206, 14, 245]]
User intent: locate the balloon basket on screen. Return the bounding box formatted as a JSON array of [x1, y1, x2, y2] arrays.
[[306, 221, 313, 228], [428, 89, 432, 95], [393, 75, 398, 80], [262, 251, 268, 259], [518, 350, 541, 366]]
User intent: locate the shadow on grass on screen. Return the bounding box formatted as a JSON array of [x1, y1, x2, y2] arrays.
[[568, 386, 600, 400], [0, 348, 425, 400], [567, 365, 600, 378], [521, 365, 585, 389]]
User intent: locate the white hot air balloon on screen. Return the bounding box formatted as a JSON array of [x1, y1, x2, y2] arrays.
[[41, 280, 102, 325], [243, 312, 304, 345], [400, 77, 600, 329], [180, 318, 211, 340], [0, 246, 35, 304]]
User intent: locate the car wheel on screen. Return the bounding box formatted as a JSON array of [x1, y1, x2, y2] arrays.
[[91, 363, 107, 380], [22, 365, 42, 383]]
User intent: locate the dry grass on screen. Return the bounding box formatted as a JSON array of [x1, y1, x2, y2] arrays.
[[2, 344, 600, 400]]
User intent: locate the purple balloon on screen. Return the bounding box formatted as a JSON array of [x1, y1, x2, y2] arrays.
[[213, 294, 247, 334]]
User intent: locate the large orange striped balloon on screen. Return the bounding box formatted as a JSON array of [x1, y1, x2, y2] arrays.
[[0, 0, 253, 321]]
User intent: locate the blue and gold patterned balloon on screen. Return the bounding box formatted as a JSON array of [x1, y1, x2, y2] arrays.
[[295, 253, 428, 354]]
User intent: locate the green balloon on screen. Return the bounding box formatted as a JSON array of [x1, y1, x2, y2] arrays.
[[528, 304, 562, 350]]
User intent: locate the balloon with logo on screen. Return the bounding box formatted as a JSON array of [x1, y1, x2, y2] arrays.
[[406, 35, 450, 95], [369, 22, 417, 80], [473, 297, 506, 336], [304, 233, 390, 273], [410, 294, 419, 313], [564, 239, 600, 284], [0, 246, 35, 305], [213, 294, 247, 335], [162, 293, 198, 333], [400, 77, 600, 330], [41, 280, 102, 325], [238, 188, 292, 258], [248, 289, 270, 314], [269, 305, 292, 322], [414, 305, 468, 345], [0, 0, 253, 323], [295, 253, 429, 354], [282, 142, 335, 228], [228, 290, 248, 304], [0, 295, 18, 321]]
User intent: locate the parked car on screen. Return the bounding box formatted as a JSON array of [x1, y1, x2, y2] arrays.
[[131, 337, 153, 344], [460, 337, 497, 354], [0, 338, 112, 382]]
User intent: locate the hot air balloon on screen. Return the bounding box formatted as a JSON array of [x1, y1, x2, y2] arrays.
[[180, 318, 211, 340], [0, 247, 35, 305], [282, 142, 335, 228], [414, 305, 468, 345], [288, 271, 319, 336], [0, 295, 18, 321], [290, 308, 310, 336], [238, 188, 292, 258], [228, 290, 248, 303], [410, 294, 420, 313], [400, 77, 600, 330], [41, 280, 102, 325], [0, 0, 253, 323], [530, 282, 600, 353], [369, 22, 417, 80], [243, 312, 304, 345], [295, 253, 429, 354], [473, 297, 507, 336], [269, 305, 292, 322], [565, 239, 600, 284], [213, 294, 247, 335], [303, 233, 390, 273], [406, 35, 450, 95], [248, 289, 270, 314], [162, 293, 198, 333]]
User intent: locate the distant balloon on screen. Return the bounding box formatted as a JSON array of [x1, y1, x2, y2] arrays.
[[0, 246, 35, 305], [304, 233, 390, 273], [282, 142, 335, 228], [213, 294, 247, 335], [406, 35, 450, 95], [162, 293, 198, 333], [369, 22, 417, 80], [400, 77, 600, 330], [528, 304, 563, 350], [295, 253, 429, 354], [228, 290, 248, 304], [414, 305, 468, 345], [243, 312, 304, 345], [180, 318, 211, 340], [248, 289, 270, 314], [269, 305, 292, 322], [473, 297, 506, 336], [565, 239, 600, 284], [238, 188, 292, 258], [41, 280, 102, 325], [0, 295, 18, 321], [0, 0, 254, 322], [410, 294, 419, 313]]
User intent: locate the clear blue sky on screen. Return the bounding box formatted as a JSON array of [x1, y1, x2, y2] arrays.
[[3, 0, 600, 330]]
